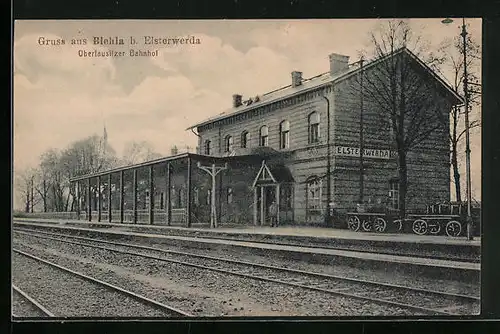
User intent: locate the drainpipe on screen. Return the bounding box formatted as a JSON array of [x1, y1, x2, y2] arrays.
[[322, 92, 332, 227], [359, 58, 365, 205]]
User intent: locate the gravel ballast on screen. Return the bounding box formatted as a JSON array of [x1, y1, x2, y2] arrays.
[[14, 229, 480, 298], [13, 235, 429, 316], [16, 231, 479, 314], [12, 252, 177, 317], [13, 224, 480, 285], [12, 289, 50, 318]]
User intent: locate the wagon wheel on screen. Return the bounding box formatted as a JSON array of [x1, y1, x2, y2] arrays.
[[428, 222, 441, 235], [347, 216, 360, 232], [361, 218, 373, 232], [393, 219, 403, 232], [445, 220, 462, 237], [373, 217, 387, 233], [412, 219, 428, 235]]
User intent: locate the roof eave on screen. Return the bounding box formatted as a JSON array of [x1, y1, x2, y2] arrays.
[[186, 49, 407, 130], [186, 79, 337, 130], [69, 152, 191, 182]]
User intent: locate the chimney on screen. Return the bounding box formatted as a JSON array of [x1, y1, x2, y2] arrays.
[[329, 53, 350, 76], [232, 94, 243, 108], [291, 71, 303, 87]]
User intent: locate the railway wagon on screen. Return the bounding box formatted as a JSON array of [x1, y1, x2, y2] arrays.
[[344, 202, 480, 237]]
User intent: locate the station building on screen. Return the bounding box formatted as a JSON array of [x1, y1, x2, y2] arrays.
[[69, 47, 462, 227]]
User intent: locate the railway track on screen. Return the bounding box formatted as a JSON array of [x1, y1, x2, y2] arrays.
[[12, 284, 55, 318], [12, 248, 192, 317], [14, 228, 480, 316], [13, 221, 480, 263]]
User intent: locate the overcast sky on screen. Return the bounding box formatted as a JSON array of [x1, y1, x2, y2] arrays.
[[13, 19, 482, 199]]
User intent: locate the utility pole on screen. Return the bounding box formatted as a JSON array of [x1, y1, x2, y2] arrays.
[[30, 175, 34, 213], [461, 18, 473, 241], [442, 17, 474, 240], [197, 162, 228, 228], [359, 56, 365, 205], [322, 94, 332, 227]]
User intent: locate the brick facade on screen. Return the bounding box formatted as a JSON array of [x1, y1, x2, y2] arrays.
[[72, 48, 460, 227]]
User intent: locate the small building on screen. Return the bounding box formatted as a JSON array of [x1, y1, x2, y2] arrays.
[[69, 47, 462, 227]]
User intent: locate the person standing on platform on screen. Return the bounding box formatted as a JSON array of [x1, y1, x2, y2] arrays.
[[269, 200, 278, 227]]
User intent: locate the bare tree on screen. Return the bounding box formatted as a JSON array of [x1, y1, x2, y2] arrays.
[[435, 34, 481, 202], [13, 133, 119, 213], [39, 149, 66, 211], [32, 135, 118, 212], [14, 167, 39, 213], [34, 168, 49, 212], [60, 135, 119, 210], [352, 20, 457, 218], [120, 140, 162, 166], [69, 135, 118, 176], [170, 145, 179, 156]]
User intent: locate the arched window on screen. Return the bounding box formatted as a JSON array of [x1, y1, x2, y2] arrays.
[[306, 176, 322, 211], [224, 135, 233, 152], [259, 125, 269, 147], [241, 131, 250, 148], [308, 112, 320, 144], [279, 120, 290, 149], [204, 140, 211, 155]]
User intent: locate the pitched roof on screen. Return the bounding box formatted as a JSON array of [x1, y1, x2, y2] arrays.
[[187, 47, 463, 130], [252, 160, 294, 187]]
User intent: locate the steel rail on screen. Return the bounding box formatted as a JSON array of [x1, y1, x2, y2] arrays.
[[13, 248, 192, 317], [13, 284, 55, 317], [13, 228, 480, 302], [15, 229, 479, 315], [12, 222, 480, 263]]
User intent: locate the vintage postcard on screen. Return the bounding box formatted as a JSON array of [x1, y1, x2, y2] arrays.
[[12, 19, 482, 318]]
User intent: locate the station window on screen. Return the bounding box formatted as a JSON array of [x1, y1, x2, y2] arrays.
[[226, 187, 233, 204], [224, 135, 233, 152], [194, 187, 199, 206], [204, 140, 211, 155], [308, 112, 320, 144], [260, 125, 269, 147], [306, 176, 322, 211], [241, 131, 250, 148], [281, 184, 293, 210], [177, 188, 184, 208], [279, 120, 290, 149], [160, 192, 164, 209], [388, 179, 400, 210], [170, 186, 175, 208], [206, 189, 212, 205]]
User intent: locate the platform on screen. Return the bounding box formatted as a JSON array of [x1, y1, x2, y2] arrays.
[[12, 217, 481, 246]]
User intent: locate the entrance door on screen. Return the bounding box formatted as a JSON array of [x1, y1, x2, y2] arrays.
[[265, 186, 275, 220], [256, 185, 276, 225]]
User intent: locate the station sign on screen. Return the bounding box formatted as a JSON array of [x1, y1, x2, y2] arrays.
[[334, 146, 392, 159]]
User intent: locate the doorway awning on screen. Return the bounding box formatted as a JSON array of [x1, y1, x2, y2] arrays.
[[252, 160, 294, 187]]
